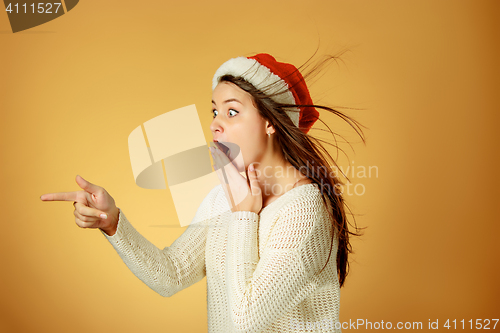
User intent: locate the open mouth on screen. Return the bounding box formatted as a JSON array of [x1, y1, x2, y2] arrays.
[[214, 141, 231, 157]]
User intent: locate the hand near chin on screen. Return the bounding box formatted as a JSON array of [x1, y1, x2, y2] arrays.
[[210, 144, 262, 214]]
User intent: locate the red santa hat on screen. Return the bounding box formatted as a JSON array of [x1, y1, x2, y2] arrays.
[[212, 53, 319, 134]]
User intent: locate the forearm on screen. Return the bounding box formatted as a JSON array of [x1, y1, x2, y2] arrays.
[[101, 209, 207, 297]]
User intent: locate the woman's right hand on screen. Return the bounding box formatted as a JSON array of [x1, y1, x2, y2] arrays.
[[40, 175, 120, 236]]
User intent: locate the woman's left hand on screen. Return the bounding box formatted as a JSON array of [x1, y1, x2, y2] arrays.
[[210, 143, 262, 214]]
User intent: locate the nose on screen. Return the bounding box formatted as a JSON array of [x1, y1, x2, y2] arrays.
[[209, 115, 224, 138]]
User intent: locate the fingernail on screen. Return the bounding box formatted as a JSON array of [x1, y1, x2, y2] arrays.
[[249, 164, 254, 171], [100, 213, 108, 219]]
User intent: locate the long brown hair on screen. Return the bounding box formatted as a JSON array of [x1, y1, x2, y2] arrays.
[[216, 52, 366, 287]]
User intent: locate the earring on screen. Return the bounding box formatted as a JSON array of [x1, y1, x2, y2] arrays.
[[267, 132, 271, 137]]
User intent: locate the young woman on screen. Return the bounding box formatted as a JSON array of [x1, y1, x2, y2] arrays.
[[41, 53, 365, 332]]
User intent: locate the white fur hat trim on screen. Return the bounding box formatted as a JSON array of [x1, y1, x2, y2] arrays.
[[212, 57, 300, 127]]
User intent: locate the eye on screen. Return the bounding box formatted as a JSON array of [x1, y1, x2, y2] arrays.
[[212, 108, 238, 119]]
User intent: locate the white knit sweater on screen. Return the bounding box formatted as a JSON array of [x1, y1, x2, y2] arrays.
[[101, 183, 341, 332]]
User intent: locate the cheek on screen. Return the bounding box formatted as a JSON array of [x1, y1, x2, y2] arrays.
[[228, 116, 267, 162], [237, 133, 267, 164]]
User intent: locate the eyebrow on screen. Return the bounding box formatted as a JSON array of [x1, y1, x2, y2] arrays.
[[211, 98, 243, 106]]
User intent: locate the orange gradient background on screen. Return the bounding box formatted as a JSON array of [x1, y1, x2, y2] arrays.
[[1, 1, 499, 332]]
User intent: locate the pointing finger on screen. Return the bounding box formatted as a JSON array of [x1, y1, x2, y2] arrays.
[[40, 191, 79, 202]]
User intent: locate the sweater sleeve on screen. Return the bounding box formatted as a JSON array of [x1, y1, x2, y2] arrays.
[[225, 192, 335, 332], [100, 185, 221, 297]]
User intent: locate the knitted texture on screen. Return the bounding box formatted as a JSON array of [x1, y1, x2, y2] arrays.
[[101, 183, 341, 332]]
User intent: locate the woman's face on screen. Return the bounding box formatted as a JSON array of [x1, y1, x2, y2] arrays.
[[210, 82, 270, 170]]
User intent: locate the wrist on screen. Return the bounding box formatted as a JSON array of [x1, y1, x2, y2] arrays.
[[101, 207, 119, 236]]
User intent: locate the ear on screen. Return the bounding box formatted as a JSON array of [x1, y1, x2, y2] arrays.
[[265, 120, 275, 135]]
